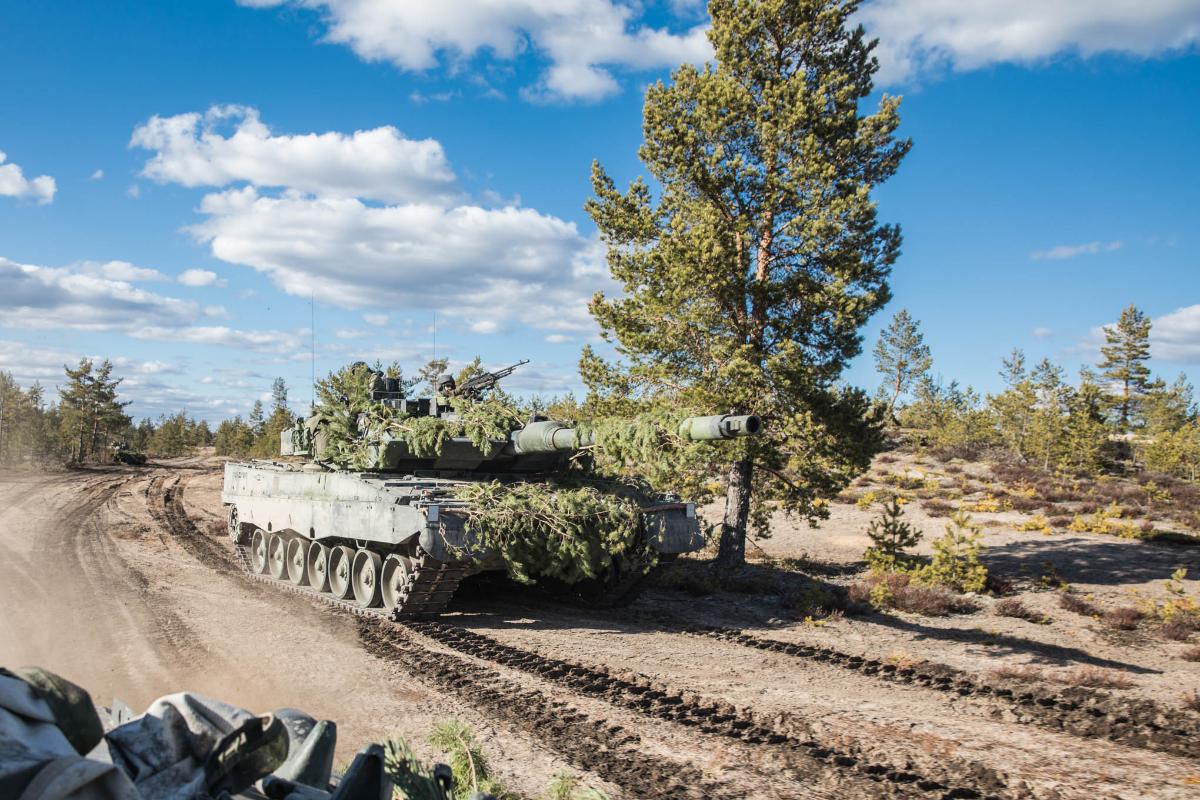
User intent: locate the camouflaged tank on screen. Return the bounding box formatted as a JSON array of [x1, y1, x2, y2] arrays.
[[221, 363, 761, 618]]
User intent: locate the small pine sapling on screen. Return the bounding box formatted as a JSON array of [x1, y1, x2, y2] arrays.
[[917, 512, 988, 593], [864, 496, 922, 570]]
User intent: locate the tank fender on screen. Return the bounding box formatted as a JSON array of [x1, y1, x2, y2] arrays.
[[642, 503, 705, 554], [418, 506, 494, 563]]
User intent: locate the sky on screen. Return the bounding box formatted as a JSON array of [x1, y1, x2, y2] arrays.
[[0, 0, 1198, 422]]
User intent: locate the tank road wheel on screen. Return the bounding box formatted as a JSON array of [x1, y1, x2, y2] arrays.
[[285, 538, 310, 586], [306, 543, 331, 593], [328, 546, 355, 600], [352, 550, 384, 608], [381, 554, 414, 610], [250, 529, 270, 574], [268, 534, 288, 580]]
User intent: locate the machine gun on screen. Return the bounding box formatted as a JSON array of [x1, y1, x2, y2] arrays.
[[452, 359, 529, 400]]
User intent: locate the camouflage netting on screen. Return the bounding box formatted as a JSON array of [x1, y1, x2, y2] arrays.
[[451, 481, 646, 585]]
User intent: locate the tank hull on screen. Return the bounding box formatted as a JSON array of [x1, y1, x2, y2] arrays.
[[221, 461, 705, 616]]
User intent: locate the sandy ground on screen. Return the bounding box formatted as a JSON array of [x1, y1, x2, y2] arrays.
[[2, 456, 1199, 798]]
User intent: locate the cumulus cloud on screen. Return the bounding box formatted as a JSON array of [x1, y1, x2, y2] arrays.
[[90, 169, 104, 181], [189, 189, 609, 332], [0, 255, 203, 331], [860, 1, 1200, 85], [1031, 240, 1123, 260], [239, 0, 711, 101], [1033, 327, 1053, 339], [0, 151, 56, 204], [1151, 304, 1200, 363], [131, 105, 457, 203], [76, 260, 167, 282], [132, 106, 613, 335], [129, 325, 306, 354], [177, 268, 227, 287]]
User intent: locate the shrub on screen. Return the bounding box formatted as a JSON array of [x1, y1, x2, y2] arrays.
[[922, 498, 955, 517], [1102, 607, 1143, 630], [1182, 691, 1200, 712], [962, 493, 1008, 513], [1018, 514, 1052, 534], [1047, 515, 1072, 529], [856, 490, 881, 510], [993, 597, 1047, 623], [863, 496, 922, 570], [1062, 667, 1134, 690], [1161, 618, 1197, 641], [1181, 647, 1200, 662], [1067, 502, 1142, 538], [1058, 592, 1101, 617], [1007, 494, 1045, 513], [851, 571, 975, 616], [915, 512, 988, 593]]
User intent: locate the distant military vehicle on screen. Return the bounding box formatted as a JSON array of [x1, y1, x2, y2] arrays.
[[221, 361, 760, 617]]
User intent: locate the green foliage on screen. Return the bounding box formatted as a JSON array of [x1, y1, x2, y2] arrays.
[[383, 737, 452, 800], [426, 720, 509, 800], [0, 372, 57, 465], [583, 0, 909, 566], [874, 309, 933, 418], [58, 358, 130, 462], [914, 512, 988, 593], [452, 481, 646, 585], [214, 416, 257, 456], [900, 376, 993, 457], [864, 496, 922, 570], [1144, 422, 1200, 480], [147, 411, 211, 456], [1099, 304, 1152, 431]]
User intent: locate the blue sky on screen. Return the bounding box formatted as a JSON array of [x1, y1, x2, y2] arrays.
[[0, 0, 1197, 421]]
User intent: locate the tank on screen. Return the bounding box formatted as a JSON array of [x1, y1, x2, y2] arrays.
[[221, 362, 761, 618]]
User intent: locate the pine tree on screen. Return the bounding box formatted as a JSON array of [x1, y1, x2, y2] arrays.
[[873, 309, 932, 420], [58, 358, 129, 462], [248, 400, 265, 437], [584, 0, 909, 566], [255, 377, 296, 456], [1061, 369, 1108, 476], [1098, 305, 1152, 431], [988, 349, 1037, 462], [1027, 358, 1069, 471]]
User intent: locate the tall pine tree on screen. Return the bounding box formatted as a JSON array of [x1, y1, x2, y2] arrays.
[[584, 0, 909, 566], [1098, 305, 1152, 431], [873, 309, 932, 419]]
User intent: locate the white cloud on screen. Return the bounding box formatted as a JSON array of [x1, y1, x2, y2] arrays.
[[129, 325, 306, 354], [544, 333, 573, 343], [239, 0, 711, 101], [131, 105, 457, 204], [77, 260, 168, 282], [90, 169, 104, 181], [335, 328, 367, 339], [860, 1, 1200, 85], [127, 184, 141, 198], [177, 268, 227, 287], [0, 151, 56, 204], [1032, 327, 1053, 339], [1031, 240, 1123, 260], [1151, 304, 1200, 363], [133, 107, 614, 335], [0, 255, 201, 331], [189, 188, 609, 332]]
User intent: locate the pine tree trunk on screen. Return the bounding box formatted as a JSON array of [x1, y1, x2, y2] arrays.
[[716, 458, 752, 568]]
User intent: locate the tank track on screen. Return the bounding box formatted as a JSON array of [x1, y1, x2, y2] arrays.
[[232, 539, 468, 619]]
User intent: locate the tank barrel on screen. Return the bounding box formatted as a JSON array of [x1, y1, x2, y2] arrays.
[[677, 414, 762, 441], [511, 414, 761, 454]]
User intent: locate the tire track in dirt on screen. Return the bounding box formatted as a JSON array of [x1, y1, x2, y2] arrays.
[[404, 620, 1011, 800], [144, 473, 240, 573], [648, 621, 1200, 760]]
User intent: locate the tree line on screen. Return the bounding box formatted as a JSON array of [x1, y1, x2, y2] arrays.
[[873, 304, 1199, 480], [0, 359, 298, 466]]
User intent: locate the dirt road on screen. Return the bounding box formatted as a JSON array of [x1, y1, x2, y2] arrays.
[[2, 461, 1198, 798]]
